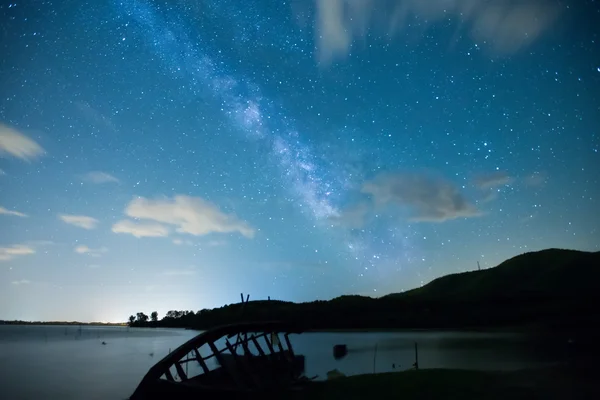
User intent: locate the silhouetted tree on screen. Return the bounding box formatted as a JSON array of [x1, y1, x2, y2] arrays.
[[128, 315, 136, 326], [150, 311, 158, 322], [136, 312, 149, 323]]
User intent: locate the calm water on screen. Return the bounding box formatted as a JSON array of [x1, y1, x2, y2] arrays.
[[0, 325, 560, 400]]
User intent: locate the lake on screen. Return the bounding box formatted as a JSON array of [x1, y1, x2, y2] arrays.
[[0, 325, 562, 400]]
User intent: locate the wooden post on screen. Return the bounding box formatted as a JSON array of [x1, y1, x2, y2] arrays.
[[414, 342, 419, 370], [373, 342, 378, 373]]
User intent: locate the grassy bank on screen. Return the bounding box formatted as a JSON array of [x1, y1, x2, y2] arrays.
[[292, 366, 597, 400]]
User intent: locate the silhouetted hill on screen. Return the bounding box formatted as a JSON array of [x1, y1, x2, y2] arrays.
[[129, 248, 600, 333], [385, 248, 600, 302]]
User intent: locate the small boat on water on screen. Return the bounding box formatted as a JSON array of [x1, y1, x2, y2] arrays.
[[129, 321, 311, 399]]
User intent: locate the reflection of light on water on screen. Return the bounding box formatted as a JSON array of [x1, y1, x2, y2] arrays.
[[0, 327, 566, 397]]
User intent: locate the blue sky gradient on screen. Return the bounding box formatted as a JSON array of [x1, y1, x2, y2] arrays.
[[1, 0, 599, 322]]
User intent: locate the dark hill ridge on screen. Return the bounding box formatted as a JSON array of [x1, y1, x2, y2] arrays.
[[385, 248, 600, 302], [130, 248, 600, 331]]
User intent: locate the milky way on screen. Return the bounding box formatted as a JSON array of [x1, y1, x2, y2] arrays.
[[115, 0, 341, 218], [111, 0, 412, 282]]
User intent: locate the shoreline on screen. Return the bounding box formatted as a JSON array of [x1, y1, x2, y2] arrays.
[[304, 326, 527, 333], [0, 323, 542, 335], [0, 322, 126, 327], [292, 365, 597, 399]]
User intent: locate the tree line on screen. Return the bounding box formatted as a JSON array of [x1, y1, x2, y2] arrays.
[[128, 310, 202, 327], [127, 250, 600, 336]]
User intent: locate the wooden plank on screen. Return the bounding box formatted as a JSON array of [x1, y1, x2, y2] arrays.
[[261, 332, 285, 386], [175, 362, 187, 381], [250, 334, 266, 357], [193, 348, 210, 374], [225, 339, 260, 388], [208, 341, 246, 389], [284, 333, 295, 358], [272, 332, 286, 362], [163, 368, 175, 382], [263, 332, 275, 355]]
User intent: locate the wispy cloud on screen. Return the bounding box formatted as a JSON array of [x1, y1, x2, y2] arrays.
[[74, 245, 108, 257], [0, 123, 45, 161], [82, 171, 119, 184], [361, 172, 481, 223], [11, 279, 31, 286], [329, 202, 371, 229], [118, 195, 255, 238], [0, 245, 35, 261], [523, 171, 547, 187], [112, 219, 170, 238], [75, 101, 117, 132], [474, 171, 513, 189], [25, 240, 55, 247], [310, 0, 561, 65], [480, 190, 499, 204], [172, 238, 193, 246], [0, 206, 28, 217], [59, 214, 99, 229]]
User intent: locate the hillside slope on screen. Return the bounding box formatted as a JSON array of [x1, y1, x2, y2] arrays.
[[386, 248, 600, 302], [134, 248, 600, 330]]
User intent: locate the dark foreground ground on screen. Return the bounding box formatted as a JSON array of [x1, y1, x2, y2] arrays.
[[290, 365, 598, 400]]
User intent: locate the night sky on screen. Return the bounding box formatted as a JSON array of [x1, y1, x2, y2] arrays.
[[1, 0, 599, 322]]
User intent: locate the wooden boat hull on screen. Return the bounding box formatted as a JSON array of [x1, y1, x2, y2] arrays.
[[130, 321, 309, 399]]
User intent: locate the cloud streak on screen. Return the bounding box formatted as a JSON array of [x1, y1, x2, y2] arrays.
[[112, 219, 170, 238], [474, 171, 513, 189], [311, 0, 562, 64], [121, 195, 255, 238], [523, 171, 547, 187], [361, 172, 481, 223], [82, 171, 119, 184], [0, 245, 35, 261], [329, 202, 371, 229], [0, 123, 45, 161], [59, 214, 99, 230], [0, 206, 28, 217], [74, 245, 108, 257]]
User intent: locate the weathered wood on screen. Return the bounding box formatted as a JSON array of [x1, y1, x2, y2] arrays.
[[175, 362, 187, 381], [163, 368, 175, 382], [225, 339, 260, 388], [129, 321, 305, 400], [208, 340, 245, 389], [273, 332, 286, 362], [284, 333, 295, 358], [250, 334, 266, 357], [193, 348, 210, 374], [262, 331, 276, 356]]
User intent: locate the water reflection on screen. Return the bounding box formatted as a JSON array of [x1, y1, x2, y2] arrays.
[[0, 326, 559, 400]]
